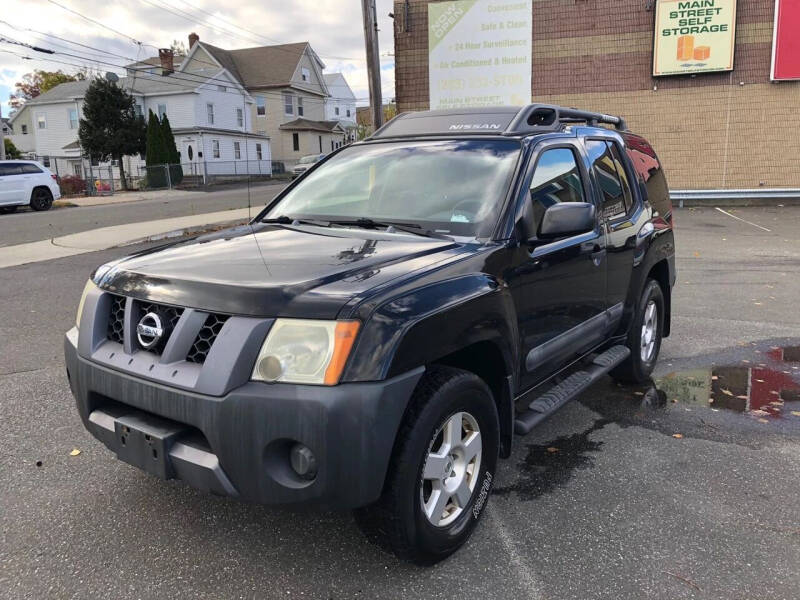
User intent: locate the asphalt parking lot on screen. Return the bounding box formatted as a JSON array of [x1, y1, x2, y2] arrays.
[[1, 206, 799, 599]]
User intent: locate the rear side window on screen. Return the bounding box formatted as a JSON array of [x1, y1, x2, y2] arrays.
[[586, 140, 632, 220], [20, 163, 43, 174], [0, 164, 22, 176], [623, 134, 670, 217]]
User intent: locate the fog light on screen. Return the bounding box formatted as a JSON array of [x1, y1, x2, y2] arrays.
[[289, 443, 317, 480]]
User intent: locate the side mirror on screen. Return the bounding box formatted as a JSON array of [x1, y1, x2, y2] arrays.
[[536, 202, 596, 240]]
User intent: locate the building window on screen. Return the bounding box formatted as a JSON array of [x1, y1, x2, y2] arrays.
[[256, 143, 262, 160], [334, 106, 339, 116], [68, 108, 78, 129], [134, 103, 143, 118], [207, 103, 215, 125], [212, 139, 220, 159], [21, 124, 28, 135], [301, 67, 310, 82], [217, 85, 226, 92], [346, 108, 351, 117], [37, 115, 46, 129], [292, 133, 299, 152], [158, 104, 167, 120], [72, 163, 82, 177], [297, 97, 304, 117], [256, 96, 266, 116], [234, 141, 241, 160], [42, 156, 51, 167], [318, 135, 322, 153], [284, 93, 293, 115], [236, 108, 243, 127], [331, 140, 334, 152]]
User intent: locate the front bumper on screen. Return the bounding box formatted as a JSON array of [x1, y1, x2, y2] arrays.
[[65, 329, 423, 509]]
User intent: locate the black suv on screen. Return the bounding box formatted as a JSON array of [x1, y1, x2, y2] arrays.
[[65, 104, 675, 564]]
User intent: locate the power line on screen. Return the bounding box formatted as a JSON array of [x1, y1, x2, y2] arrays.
[[45, 0, 152, 48]]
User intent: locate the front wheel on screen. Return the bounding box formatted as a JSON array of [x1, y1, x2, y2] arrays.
[[355, 366, 499, 564], [610, 278, 665, 383], [30, 187, 53, 211]]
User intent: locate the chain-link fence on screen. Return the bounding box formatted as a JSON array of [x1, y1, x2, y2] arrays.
[[40, 157, 116, 197], [133, 160, 276, 190]]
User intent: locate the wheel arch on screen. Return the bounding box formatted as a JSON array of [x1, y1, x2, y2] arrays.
[[647, 258, 672, 338]]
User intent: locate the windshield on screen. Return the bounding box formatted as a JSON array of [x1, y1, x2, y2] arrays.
[[265, 139, 521, 237], [298, 155, 320, 164]]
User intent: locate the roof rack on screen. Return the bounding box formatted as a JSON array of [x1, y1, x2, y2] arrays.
[[504, 104, 628, 135], [367, 103, 628, 140]]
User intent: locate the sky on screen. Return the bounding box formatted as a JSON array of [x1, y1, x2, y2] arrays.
[[0, 0, 397, 118]]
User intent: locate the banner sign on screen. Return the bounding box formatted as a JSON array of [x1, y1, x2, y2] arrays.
[[428, 0, 532, 109], [771, 0, 800, 80], [653, 0, 737, 76]]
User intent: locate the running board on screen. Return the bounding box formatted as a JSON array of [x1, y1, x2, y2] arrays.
[[514, 345, 630, 435]]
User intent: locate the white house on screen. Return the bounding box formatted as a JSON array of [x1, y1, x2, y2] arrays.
[[6, 53, 271, 185], [323, 73, 357, 143]]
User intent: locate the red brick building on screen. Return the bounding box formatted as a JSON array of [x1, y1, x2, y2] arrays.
[[393, 0, 800, 189]]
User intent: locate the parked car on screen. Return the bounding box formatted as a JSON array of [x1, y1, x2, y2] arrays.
[[65, 104, 675, 564], [291, 153, 326, 178], [0, 160, 61, 213]]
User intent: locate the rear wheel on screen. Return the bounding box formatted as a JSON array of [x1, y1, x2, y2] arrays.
[[355, 366, 499, 564], [610, 278, 664, 383], [30, 187, 53, 211]]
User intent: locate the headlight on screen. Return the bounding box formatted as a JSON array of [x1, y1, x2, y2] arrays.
[[252, 319, 360, 385], [76, 279, 97, 329]]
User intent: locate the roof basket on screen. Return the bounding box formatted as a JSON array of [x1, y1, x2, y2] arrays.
[[504, 104, 628, 135]]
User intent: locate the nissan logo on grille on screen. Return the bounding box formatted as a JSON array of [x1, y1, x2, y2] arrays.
[[136, 312, 165, 349]]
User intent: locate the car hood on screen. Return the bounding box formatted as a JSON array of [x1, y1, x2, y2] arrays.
[[98, 222, 463, 318]]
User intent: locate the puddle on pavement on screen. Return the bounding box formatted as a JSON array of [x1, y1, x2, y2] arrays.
[[653, 345, 800, 420]]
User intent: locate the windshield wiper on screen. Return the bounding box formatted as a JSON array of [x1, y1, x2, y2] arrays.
[[330, 218, 453, 241], [261, 215, 330, 227]]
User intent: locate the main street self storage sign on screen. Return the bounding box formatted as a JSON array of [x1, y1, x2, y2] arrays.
[[653, 0, 737, 76]]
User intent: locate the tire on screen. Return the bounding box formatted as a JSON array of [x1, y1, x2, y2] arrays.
[[30, 187, 53, 211], [355, 366, 499, 565], [610, 278, 665, 383], [0, 206, 18, 214]]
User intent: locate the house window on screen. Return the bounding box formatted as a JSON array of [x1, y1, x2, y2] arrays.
[[72, 163, 82, 177], [301, 67, 310, 82], [234, 141, 241, 160], [134, 103, 143, 118], [297, 97, 304, 117], [256, 96, 266, 116], [256, 143, 262, 160], [334, 106, 339, 116], [236, 108, 243, 127], [212, 139, 220, 159], [346, 108, 351, 117], [207, 103, 214, 125], [217, 85, 226, 92], [331, 140, 334, 152], [158, 104, 167, 120], [68, 108, 78, 129], [292, 133, 299, 152], [21, 124, 28, 135], [283, 93, 293, 115], [318, 135, 322, 153], [37, 115, 46, 129]]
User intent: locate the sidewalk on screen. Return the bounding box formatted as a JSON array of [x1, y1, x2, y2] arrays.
[[0, 207, 254, 269]]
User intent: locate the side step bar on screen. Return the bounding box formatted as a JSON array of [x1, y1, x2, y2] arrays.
[[514, 345, 630, 435]]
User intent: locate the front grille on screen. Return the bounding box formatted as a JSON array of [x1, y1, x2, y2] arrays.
[[186, 313, 230, 364], [107, 295, 126, 344], [136, 301, 184, 354]]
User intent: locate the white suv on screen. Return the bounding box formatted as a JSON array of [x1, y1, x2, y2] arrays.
[[0, 160, 61, 213]]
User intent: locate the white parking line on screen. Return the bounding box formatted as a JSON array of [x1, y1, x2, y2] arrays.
[[714, 207, 772, 232]]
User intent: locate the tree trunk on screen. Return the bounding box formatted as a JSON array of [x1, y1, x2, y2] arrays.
[[117, 155, 128, 191]]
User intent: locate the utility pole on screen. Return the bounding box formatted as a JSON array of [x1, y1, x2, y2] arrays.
[[361, 0, 383, 131], [0, 103, 6, 160]]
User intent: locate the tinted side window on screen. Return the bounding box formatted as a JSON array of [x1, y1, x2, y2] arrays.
[[623, 134, 671, 219], [586, 140, 626, 220], [607, 142, 633, 213], [20, 163, 43, 174], [0, 164, 22, 176], [529, 148, 586, 233]]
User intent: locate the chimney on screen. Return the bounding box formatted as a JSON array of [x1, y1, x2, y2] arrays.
[[158, 48, 174, 76], [188, 32, 199, 49]]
